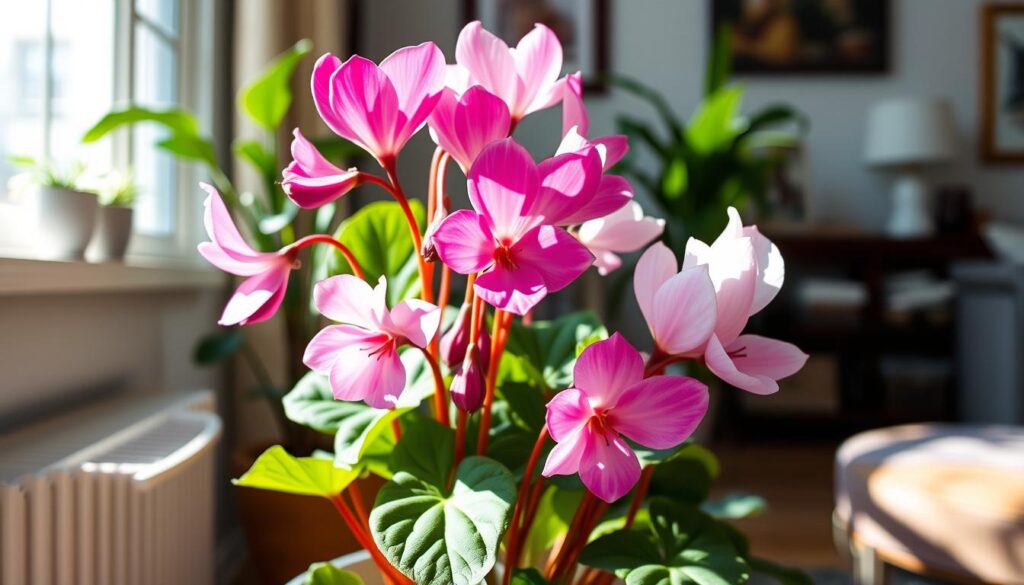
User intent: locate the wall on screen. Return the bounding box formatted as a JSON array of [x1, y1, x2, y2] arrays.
[[360, 0, 1024, 229]]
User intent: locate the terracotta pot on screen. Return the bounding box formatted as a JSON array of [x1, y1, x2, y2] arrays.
[[232, 444, 384, 585], [88, 205, 133, 261], [33, 186, 98, 260]]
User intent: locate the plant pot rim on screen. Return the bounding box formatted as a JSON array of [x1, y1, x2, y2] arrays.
[[284, 549, 373, 585]]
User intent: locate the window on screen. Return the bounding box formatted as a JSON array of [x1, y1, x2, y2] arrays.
[[0, 0, 214, 259]]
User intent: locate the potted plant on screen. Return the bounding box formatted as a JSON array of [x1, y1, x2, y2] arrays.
[[84, 170, 137, 262], [9, 157, 95, 260], [202, 22, 811, 585]]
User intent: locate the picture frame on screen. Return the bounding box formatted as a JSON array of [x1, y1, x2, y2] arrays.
[[462, 0, 609, 92], [710, 0, 889, 75], [980, 3, 1024, 163]]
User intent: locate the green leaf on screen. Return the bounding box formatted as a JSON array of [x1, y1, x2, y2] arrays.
[[82, 106, 201, 143], [522, 487, 582, 565], [370, 456, 517, 585], [259, 201, 300, 234], [193, 329, 244, 364], [155, 132, 218, 167], [649, 444, 720, 505], [747, 557, 813, 585], [497, 380, 546, 432], [511, 568, 548, 584], [580, 500, 749, 585], [687, 86, 744, 155], [390, 419, 455, 489], [702, 493, 766, 519], [233, 445, 358, 497], [661, 159, 688, 200], [328, 200, 426, 305], [316, 202, 338, 234], [235, 138, 277, 179], [239, 39, 312, 129], [283, 371, 362, 434], [503, 311, 606, 390], [705, 25, 733, 96], [305, 562, 364, 585]]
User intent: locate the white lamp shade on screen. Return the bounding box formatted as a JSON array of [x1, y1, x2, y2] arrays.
[[864, 98, 956, 167]]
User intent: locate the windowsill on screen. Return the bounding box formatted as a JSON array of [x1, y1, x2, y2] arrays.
[[0, 254, 225, 295]]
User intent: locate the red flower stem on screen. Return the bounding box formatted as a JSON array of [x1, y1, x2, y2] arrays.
[[347, 484, 370, 529], [477, 309, 511, 454], [427, 147, 443, 220], [547, 493, 596, 580], [551, 499, 608, 584], [391, 419, 402, 441], [451, 409, 469, 489], [519, 475, 546, 548], [290, 234, 365, 279], [502, 426, 550, 585], [643, 352, 686, 377], [330, 494, 410, 584], [438, 265, 452, 310], [417, 345, 450, 426], [361, 169, 433, 304]]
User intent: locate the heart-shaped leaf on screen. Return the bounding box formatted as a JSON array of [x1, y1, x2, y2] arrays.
[[304, 562, 364, 585], [233, 445, 358, 497], [370, 456, 516, 585], [649, 444, 720, 505], [389, 419, 455, 489]]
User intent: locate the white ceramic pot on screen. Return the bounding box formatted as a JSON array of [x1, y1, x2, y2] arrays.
[[33, 186, 99, 260], [285, 550, 384, 585], [88, 206, 133, 262]]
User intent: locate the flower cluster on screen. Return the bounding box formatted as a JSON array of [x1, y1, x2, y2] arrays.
[[211, 21, 807, 585]]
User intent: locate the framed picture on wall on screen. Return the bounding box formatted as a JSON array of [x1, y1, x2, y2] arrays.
[[711, 0, 889, 74], [981, 3, 1024, 163], [462, 0, 609, 92]]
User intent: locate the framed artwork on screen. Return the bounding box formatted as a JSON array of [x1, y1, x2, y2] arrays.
[[710, 0, 889, 74], [462, 0, 609, 92], [981, 3, 1024, 163]]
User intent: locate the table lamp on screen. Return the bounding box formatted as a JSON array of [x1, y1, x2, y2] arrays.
[[864, 98, 956, 238]]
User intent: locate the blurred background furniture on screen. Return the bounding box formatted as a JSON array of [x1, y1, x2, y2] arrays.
[[834, 424, 1024, 585]]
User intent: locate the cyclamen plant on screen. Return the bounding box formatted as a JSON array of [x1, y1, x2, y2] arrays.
[[223, 22, 808, 585]]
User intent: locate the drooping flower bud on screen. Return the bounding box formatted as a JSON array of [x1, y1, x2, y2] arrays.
[[421, 202, 448, 262], [440, 302, 490, 369], [451, 347, 485, 412]]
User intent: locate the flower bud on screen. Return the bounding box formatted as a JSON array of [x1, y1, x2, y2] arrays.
[[421, 204, 447, 262], [440, 302, 490, 369], [451, 347, 485, 412]]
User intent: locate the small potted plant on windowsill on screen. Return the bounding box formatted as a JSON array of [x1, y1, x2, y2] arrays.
[[84, 170, 137, 262], [9, 156, 96, 260]]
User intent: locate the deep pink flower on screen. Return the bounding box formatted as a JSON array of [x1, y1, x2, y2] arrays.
[[450, 346, 485, 412], [683, 208, 806, 394], [634, 242, 718, 356], [428, 85, 511, 173], [439, 301, 490, 371], [542, 334, 709, 503], [555, 126, 634, 225], [282, 129, 360, 209], [312, 42, 446, 165], [577, 201, 665, 275], [431, 139, 595, 315], [562, 71, 587, 136], [453, 21, 564, 122], [197, 184, 295, 326], [304, 275, 441, 409]]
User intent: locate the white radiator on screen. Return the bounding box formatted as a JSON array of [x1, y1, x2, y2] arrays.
[[0, 391, 221, 585]]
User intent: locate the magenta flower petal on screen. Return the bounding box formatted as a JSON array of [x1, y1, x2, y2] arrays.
[[634, 242, 680, 333], [650, 265, 718, 355], [474, 264, 547, 316], [202, 184, 268, 262], [467, 139, 541, 241], [218, 266, 289, 326], [611, 376, 709, 449], [562, 72, 587, 137], [533, 149, 603, 226], [455, 22, 520, 111], [313, 274, 387, 331], [591, 136, 629, 170], [378, 41, 446, 146], [433, 209, 496, 274], [572, 334, 644, 409], [579, 430, 641, 503], [198, 242, 273, 276], [428, 86, 511, 173], [282, 129, 360, 209], [513, 225, 594, 294], [328, 55, 400, 159], [561, 174, 633, 226], [328, 343, 407, 408], [312, 53, 347, 137], [450, 356, 485, 412], [388, 299, 441, 348], [304, 324, 382, 374], [545, 388, 593, 441], [514, 24, 563, 117], [542, 425, 588, 477]]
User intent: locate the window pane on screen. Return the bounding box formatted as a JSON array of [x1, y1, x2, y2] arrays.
[[49, 0, 115, 174], [0, 1, 47, 201], [136, 0, 179, 37], [132, 23, 178, 236]]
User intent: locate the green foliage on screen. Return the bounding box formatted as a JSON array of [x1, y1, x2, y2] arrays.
[[648, 444, 720, 506], [233, 445, 358, 497], [239, 39, 312, 130], [702, 493, 766, 520], [304, 562, 365, 585], [580, 499, 749, 585], [327, 200, 426, 305], [82, 107, 217, 168], [8, 156, 86, 190], [503, 311, 608, 391], [193, 329, 244, 364], [510, 568, 548, 584]]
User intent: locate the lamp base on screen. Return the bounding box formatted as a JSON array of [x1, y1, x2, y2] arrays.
[[887, 172, 934, 239]]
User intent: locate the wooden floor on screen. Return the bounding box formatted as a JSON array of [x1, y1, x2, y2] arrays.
[[711, 441, 843, 569]]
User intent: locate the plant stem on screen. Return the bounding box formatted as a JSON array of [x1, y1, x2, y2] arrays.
[[503, 427, 550, 585], [643, 350, 686, 377], [348, 484, 370, 529], [366, 164, 434, 304], [477, 309, 511, 454], [391, 419, 402, 442], [550, 498, 608, 584], [290, 234, 365, 279], [451, 409, 469, 489], [547, 493, 596, 580], [329, 494, 409, 584], [418, 345, 450, 426]]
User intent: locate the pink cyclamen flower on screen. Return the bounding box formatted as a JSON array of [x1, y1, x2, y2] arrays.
[[304, 275, 441, 409], [282, 128, 360, 209], [555, 126, 634, 225], [562, 71, 587, 136], [197, 184, 295, 326], [577, 201, 665, 275], [452, 21, 564, 122], [312, 42, 446, 166], [683, 208, 807, 395], [634, 242, 718, 356], [432, 139, 596, 315], [428, 85, 511, 173], [542, 334, 709, 503]]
